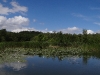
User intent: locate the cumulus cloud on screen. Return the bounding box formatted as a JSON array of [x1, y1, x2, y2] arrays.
[[41, 28, 53, 33], [0, 15, 29, 31], [59, 27, 81, 34], [87, 30, 94, 34], [12, 27, 37, 32], [57, 27, 95, 34], [0, 4, 11, 15], [0, 1, 30, 32], [41, 27, 95, 34], [10, 1, 28, 13], [0, 1, 27, 15]]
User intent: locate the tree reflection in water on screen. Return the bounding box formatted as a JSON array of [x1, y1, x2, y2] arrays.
[[0, 48, 99, 73]]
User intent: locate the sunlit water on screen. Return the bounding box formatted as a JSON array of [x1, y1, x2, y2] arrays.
[[0, 55, 100, 75]]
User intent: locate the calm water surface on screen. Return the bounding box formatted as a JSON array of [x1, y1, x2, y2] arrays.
[[0, 54, 100, 75]]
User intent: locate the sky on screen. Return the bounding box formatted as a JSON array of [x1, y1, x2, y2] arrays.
[[0, 0, 100, 34]]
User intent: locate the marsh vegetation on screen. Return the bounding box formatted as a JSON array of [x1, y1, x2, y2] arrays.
[[0, 29, 100, 56], [0, 28, 100, 75]]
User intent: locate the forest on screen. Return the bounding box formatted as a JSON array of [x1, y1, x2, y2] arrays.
[[0, 29, 100, 52]]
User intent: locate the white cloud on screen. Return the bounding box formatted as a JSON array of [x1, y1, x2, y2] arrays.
[[94, 22, 100, 25], [34, 28, 53, 33], [0, 1, 27, 15], [10, 1, 28, 13], [0, 1, 32, 32], [0, 4, 11, 15], [59, 27, 81, 34], [40, 27, 95, 34], [72, 13, 91, 21], [0, 15, 29, 31], [87, 30, 94, 34], [12, 27, 37, 32], [41, 28, 50, 33]]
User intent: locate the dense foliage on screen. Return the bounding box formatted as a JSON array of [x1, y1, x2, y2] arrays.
[[0, 29, 100, 50]]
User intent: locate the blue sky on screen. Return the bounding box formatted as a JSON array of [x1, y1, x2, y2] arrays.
[[0, 0, 100, 34]]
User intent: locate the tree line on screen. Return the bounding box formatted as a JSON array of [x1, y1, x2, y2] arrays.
[[0, 29, 100, 48]]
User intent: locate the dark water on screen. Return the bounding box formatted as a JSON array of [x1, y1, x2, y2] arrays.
[[0, 54, 100, 75]]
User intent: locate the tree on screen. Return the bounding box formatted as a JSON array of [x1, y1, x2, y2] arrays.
[[83, 29, 87, 35], [83, 29, 88, 43]]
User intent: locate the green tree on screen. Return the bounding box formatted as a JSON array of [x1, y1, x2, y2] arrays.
[[83, 29, 88, 43]]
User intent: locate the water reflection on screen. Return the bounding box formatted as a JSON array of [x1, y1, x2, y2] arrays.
[[0, 49, 27, 71], [0, 48, 100, 75], [82, 55, 90, 65], [66, 56, 80, 64], [5, 62, 27, 71], [0, 62, 27, 75]]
